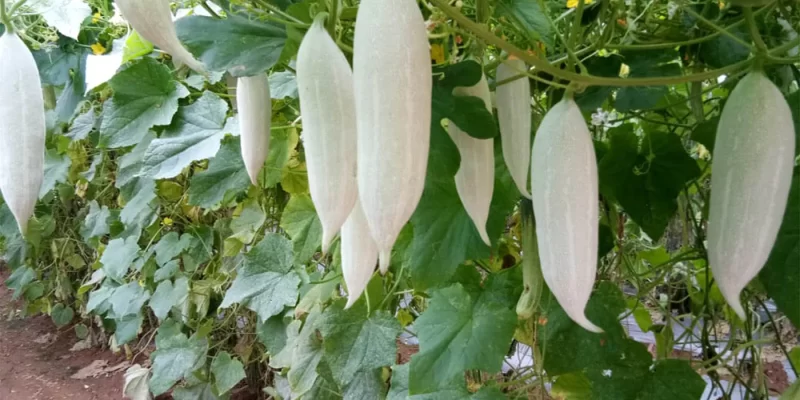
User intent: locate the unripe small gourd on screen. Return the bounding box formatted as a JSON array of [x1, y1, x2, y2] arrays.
[[237, 75, 272, 185], [297, 15, 358, 254], [531, 97, 602, 333], [708, 71, 795, 320], [0, 32, 46, 236], [353, 0, 432, 274], [496, 58, 532, 199], [342, 199, 379, 309], [516, 201, 544, 320], [449, 74, 495, 246], [115, 0, 205, 73]]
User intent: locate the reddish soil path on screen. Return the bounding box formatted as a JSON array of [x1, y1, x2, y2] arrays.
[[0, 269, 126, 400]]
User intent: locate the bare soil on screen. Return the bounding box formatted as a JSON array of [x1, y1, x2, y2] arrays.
[[0, 269, 126, 400]]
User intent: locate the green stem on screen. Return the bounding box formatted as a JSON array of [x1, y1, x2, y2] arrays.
[[259, 0, 305, 24], [0, 0, 13, 34], [743, 7, 767, 53], [567, 0, 586, 72], [429, 0, 752, 87], [326, 0, 338, 39]]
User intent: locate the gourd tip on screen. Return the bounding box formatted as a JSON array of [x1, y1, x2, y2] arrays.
[[344, 295, 358, 310], [478, 228, 491, 247], [321, 229, 335, 255], [378, 251, 391, 275], [575, 315, 604, 333]]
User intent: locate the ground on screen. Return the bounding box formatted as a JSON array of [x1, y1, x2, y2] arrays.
[[0, 269, 127, 400]]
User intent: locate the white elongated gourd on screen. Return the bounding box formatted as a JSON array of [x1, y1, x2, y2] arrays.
[[0, 32, 46, 236], [116, 0, 205, 73], [342, 199, 379, 309], [353, 0, 432, 274], [708, 71, 795, 320], [297, 16, 358, 254], [448, 74, 495, 246], [237, 75, 272, 185], [496, 57, 532, 199], [531, 97, 602, 333]]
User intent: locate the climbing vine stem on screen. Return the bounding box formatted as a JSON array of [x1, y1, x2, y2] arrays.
[[428, 0, 753, 88]]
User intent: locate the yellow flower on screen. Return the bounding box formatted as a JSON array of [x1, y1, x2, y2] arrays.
[[567, 0, 594, 9], [162, 217, 174, 226], [90, 42, 106, 55], [430, 43, 445, 64], [92, 12, 101, 24]]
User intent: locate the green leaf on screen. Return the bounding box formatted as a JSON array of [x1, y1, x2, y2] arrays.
[[598, 126, 701, 240], [551, 372, 592, 400], [390, 363, 501, 400], [172, 383, 221, 400], [6, 267, 35, 300], [270, 70, 298, 99], [116, 132, 155, 188], [434, 87, 498, 140], [115, 313, 143, 345], [66, 108, 97, 141], [759, 168, 800, 327], [100, 237, 140, 282], [615, 50, 681, 111], [409, 132, 517, 288], [33, 41, 83, 86], [119, 178, 159, 239], [81, 200, 111, 240], [188, 136, 251, 208], [495, 0, 554, 48], [699, 26, 750, 68], [51, 304, 74, 327], [575, 55, 623, 111], [320, 301, 401, 385], [270, 319, 302, 369], [100, 58, 189, 148], [153, 232, 193, 267], [538, 282, 706, 399], [288, 307, 325, 397], [150, 276, 190, 320], [176, 15, 287, 77], [279, 194, 322, 265], [227, 199, 266, 245], [220, 234, 300, 321], [150, 320, 209, 396], [343, 369, 386, 400], [211, 351, 246, 395], [265, 128, 299, 188], [258, 314, 289, 356], [110, 282, 151, 317], [408, 274, 518, 394], [139, 91, 238, 179], [690, 117, 718, 151], [39, 150, 71, 198]]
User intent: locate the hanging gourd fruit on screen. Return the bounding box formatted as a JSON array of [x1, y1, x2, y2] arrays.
[[297, 15, 358, 254], [496, 57, 532, 199], [0, 31, 46, 236], [531, 96, 603, 333], [342, 199, 379, 309], [237, 74, 272, 186], [116, 0, 206, 73], [708, 71, 795, 320], [353, 0, 432, 274], [449, 74, 495, 246]]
